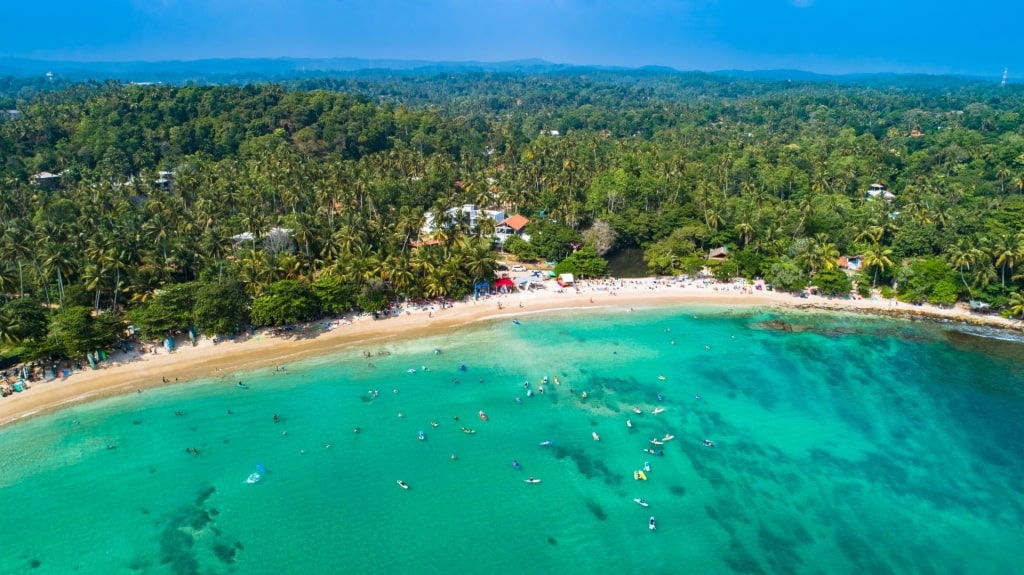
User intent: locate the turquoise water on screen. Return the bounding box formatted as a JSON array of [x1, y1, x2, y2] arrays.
[[2, 307, 1023, 575]]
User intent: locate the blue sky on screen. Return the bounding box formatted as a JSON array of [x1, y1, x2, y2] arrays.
[[2, 0, 1019, 76]]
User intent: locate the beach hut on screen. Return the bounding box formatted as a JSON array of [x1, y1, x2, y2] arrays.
[[708, 247, 729, 260], [557, 273, 575, 287]]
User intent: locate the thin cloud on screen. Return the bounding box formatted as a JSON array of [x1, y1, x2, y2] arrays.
[[791, 0, 814, 6]]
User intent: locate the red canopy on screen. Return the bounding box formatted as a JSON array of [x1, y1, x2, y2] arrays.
[[495, 277, 516, 288]]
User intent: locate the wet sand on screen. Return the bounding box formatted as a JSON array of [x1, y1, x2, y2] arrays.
[[1, 278, 1019, 428]]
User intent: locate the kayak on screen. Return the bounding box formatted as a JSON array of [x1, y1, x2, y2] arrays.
[[662, 434, 675, 442], [649, 516, 656, 531], [479, 410, 488, 421], [652, 407, 665, 415], [634, 498, 649, 507], [397, 480, 409, 490], [524, 478, 541, 484], [592, 432, 601, 441], [626, 419, 632, 428], [633, 470, 647, 481]]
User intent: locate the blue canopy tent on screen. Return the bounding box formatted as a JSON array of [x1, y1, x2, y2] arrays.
[[474, 281, 490, 299]]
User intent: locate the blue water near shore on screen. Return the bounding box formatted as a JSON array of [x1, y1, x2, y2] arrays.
[[2, 306, 1024, 575]]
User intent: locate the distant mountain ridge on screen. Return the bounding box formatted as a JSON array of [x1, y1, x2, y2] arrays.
[[0, 57, 1012, 87]]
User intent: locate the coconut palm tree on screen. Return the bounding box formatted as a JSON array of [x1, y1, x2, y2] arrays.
[[991, 233, 1019, 287], [0, 310, 20, 345], [861, 244, 895, 288], [946, 239, 982, 297], [1008, 292, 1024, 320]]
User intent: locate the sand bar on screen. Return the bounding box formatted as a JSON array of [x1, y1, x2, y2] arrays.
[[1, 278, 1020, 428]]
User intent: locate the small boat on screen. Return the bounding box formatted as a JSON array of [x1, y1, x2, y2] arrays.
[[649, 516, 656, 531], [512, 319, 522, 326], [634, 498, 649, 507], [643, 461, 651, 472], [592, 432, 601, 441], [633, 470, 647, 481], [632, 407, 642, 415], [461, 427, 476, 434], [650, 438, 663, 445], [539, 440, 553, 447], [662, 434, 675, 442], [418, 430, 426, 441], [626, 419, 632, 428], [524, 477, 541, 484], [246, 473, 261, 484], [643, 449, 664, 456], [236, 382, 249, 389], [652, 407, 665, 415], [478, 410, 488, 421], [397, 480, 409, 490]]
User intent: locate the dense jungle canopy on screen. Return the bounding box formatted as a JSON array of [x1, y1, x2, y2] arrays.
[[0, 70, 1022, 362]]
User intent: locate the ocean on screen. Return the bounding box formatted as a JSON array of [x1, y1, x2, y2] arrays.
[[1, 306, 1023, 575]]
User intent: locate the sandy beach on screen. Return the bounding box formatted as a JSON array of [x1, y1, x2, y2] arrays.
[[1, 277, 1020, 428]]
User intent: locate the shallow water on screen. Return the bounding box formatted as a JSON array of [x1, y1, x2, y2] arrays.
[[2, 307, 1022, 574]]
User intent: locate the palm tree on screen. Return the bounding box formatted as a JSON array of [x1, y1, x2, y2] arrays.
[[0, 310, 20, 345], [861, 245, 895, 288], [1007, 292, 1024, 319], [991, 234, 1019, 287], [946, 239, 982, 297]]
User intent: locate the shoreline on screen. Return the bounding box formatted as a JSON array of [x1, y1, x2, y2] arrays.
[[1, 278, 1020, 428]]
